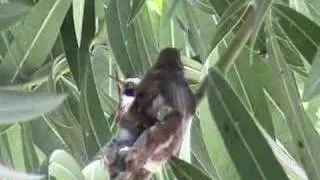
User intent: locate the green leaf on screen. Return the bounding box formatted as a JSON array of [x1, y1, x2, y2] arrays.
[[266, 22, 320, 179], [185, 0, 215, 14], [182, 1, 216, 61], [274, 4, 320, 63], [198, 96, 240, 180], [232, 49, 275, 137], [257, 123, 308, 180], [133, 5, 159, 72], [37, 81, 88, 165], [5, 124, 25, 170], [0, 90, 66, 124], [79, 0, 112, 159], [191, 116, 220, 179], [0, 2, 32, 32], [303, 49, 320, 100], [91, 47, 118, 115], [169, 156, 211, 180], [0, 164, 43, 180], [250, 0, 272, 60], [206, 68, 288, 179], [106, 0, 143, 76], [29, 117, 64, 156], [21, 123, 39, 172], [61, 8, 81, 87], [49, 149, 85, 180], [128, 0, 146, 25], [207, 0, 249, 59], [207, 0, 231, 16], [82, 160, 109, 180], [0, 0, 72, 84], [72, 0, 85, 47]]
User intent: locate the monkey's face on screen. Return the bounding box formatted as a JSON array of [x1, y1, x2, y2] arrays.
[[119, 78, 141, 111], [122, 78, 141, 96]]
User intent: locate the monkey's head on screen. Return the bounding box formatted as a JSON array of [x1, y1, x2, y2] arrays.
[[154, 48, 183, 71], [122, 78, 141, 97]]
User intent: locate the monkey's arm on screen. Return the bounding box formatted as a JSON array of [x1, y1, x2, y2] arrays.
[[194, 76, 208, 105]]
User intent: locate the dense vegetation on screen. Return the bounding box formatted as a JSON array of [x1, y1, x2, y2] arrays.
[[1, 0, 320, 179]]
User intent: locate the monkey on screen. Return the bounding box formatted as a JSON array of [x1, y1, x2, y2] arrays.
[[119, 47, 199, 179], [102, 48, 209, 180]]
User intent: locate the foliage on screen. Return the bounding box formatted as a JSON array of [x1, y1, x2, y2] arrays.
[[1, 0, 320, 179]]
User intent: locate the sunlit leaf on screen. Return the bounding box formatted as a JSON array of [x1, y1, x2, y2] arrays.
[[49, 149, 85, 180], [0, 90, 66, 124], [82, 160, 109, 180], [72, 0, 85, 46]]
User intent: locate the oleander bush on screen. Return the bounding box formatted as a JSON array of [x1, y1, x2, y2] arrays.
[[0, 0, 320, 179]]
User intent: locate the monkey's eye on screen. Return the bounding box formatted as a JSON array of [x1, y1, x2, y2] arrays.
[[124, 88, 135, 96]]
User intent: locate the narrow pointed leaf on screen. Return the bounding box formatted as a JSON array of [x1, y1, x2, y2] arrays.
[[0, 90, 66, 124], [72, 0, 85, 47], [49, 149, 85, 180], [266, 24, 320, 179], [78, 0, 112, 159], [106, 0, 143, 76], [207, 68, 288, 179]]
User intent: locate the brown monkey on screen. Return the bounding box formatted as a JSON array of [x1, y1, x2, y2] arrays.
[[122, 48, 198, 179], [103, 48, 208, 180]]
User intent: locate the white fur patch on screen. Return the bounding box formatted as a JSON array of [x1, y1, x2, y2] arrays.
[[149, 95, 173, 121], [121, 95, 135, 112], [124, 78, 141, 85]]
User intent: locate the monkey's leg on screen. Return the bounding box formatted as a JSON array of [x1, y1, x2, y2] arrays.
[[125, 111, 183, 172], [101, 138, 121, 166]]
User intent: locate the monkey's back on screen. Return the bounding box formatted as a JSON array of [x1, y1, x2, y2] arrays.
[[158, 70, 196, 117]]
